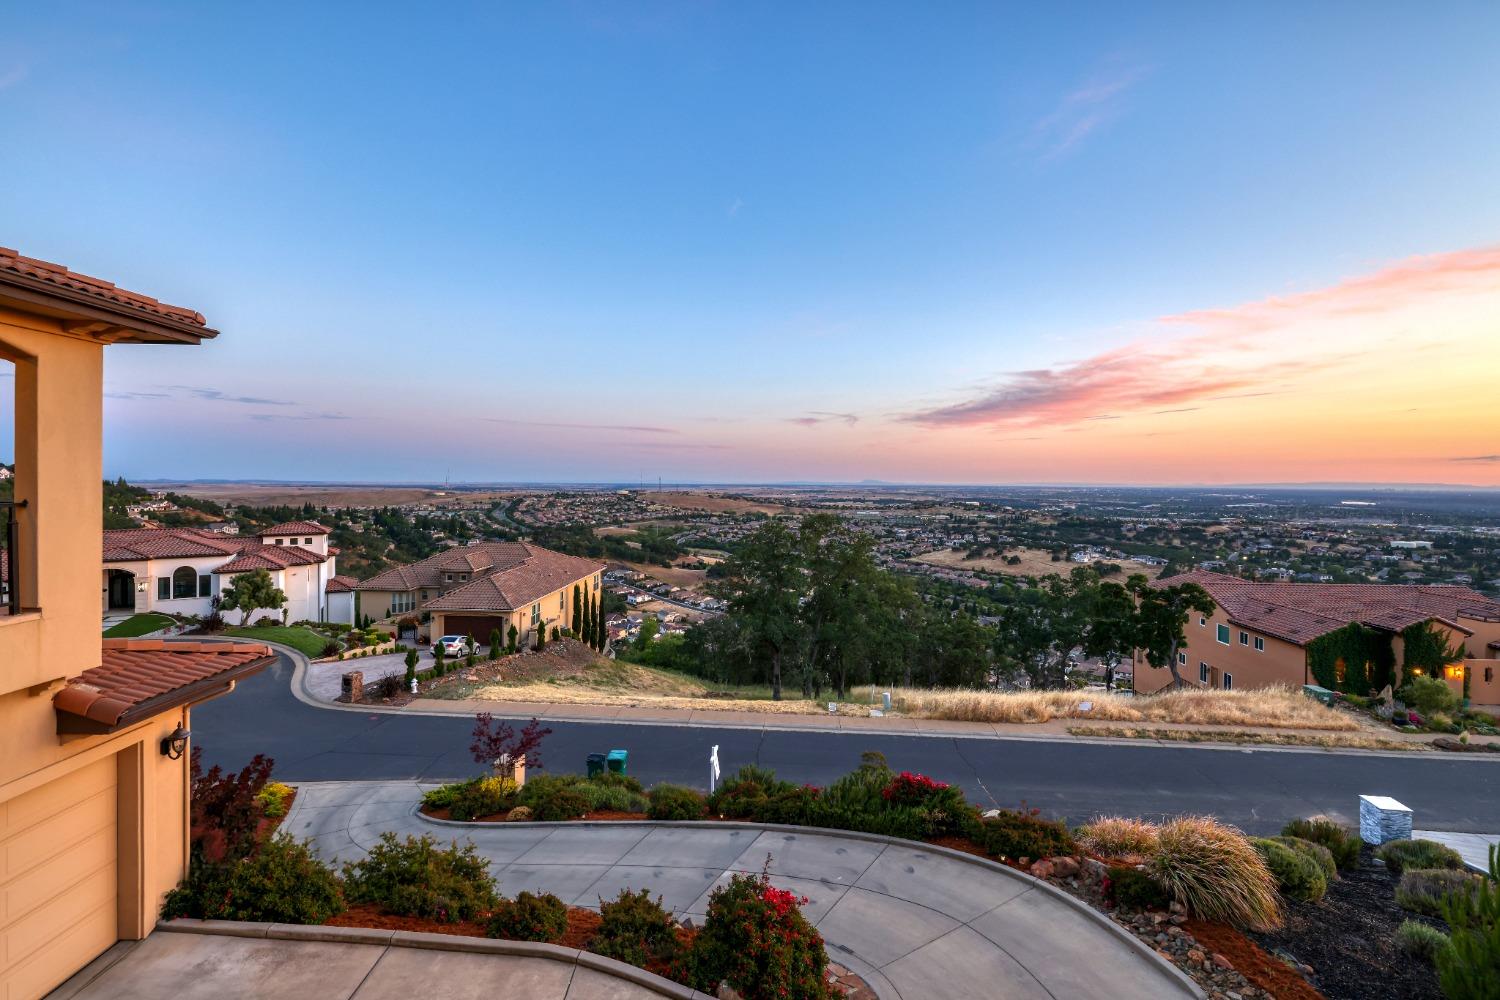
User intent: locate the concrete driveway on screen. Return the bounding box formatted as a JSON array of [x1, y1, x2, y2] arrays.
[[46, 924, 694, 1000], [285, 782, 1201, 1000]]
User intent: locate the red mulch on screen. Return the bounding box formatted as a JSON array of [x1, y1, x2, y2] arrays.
[[1185, 919, 1324, 1000], [327, 902, 491, 938], [582, 809, 646, 821]]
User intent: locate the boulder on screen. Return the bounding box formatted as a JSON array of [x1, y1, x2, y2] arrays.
[[1028, 859, 1055, 879], [1049, 856, 1081, 878]]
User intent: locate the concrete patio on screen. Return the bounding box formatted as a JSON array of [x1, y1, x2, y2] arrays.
[[283, 781, 1203, 1000]]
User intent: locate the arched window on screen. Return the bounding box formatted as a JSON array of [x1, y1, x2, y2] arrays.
[[172, 566, 197, 599]]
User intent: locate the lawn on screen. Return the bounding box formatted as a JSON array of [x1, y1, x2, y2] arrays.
[[225, 625, 331, 659], [103, 613, 176, 638]]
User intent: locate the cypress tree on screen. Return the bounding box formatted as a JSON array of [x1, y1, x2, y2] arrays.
[[489, 628, 502, 660], [594, 598, 605, 651], [572, 584, 583, 637], [581, 594, 593, 648], [507, 623, 518, 654]]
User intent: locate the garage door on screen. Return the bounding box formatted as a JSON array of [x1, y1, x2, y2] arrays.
[[445, 616, 507, 643], [0, 757, 118, 1000]]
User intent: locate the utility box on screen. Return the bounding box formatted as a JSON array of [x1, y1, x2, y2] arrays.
[[606, 749, 628, 775], [586, 753, 606, 779], [1360, 794, 1413, 845]]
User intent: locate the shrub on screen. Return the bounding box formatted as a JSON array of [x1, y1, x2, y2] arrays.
[[1401, 675, 1461, 717], [881, 771, 949, 807], [1149, 816, 1281, 930], [1272, 836, 1338, 883], [1397, 868, 1484, 918], [707, 765, 793, 818], [319, 640, 342, 658], [376, 673, 404, 699], [487, 891, 568, 943], [976, 807, 1077, 862], [189, 750, 275, 863], [1437, 845, 1500, 1000], [506, 805, 533, 821], [1376, 838, 1465, 875], [526, 785, 591, 822], [1253, 838, 1327, 902], [1397, 919, 1452, 964], [589, 771, 646, 794], [591, 889, 678, 967], [677, 871, 832, 1000], [342, 832, 497, 922], [1079, 817, 1161, 859], [1280, 816, 1362, 871], [163, 834, 344, 924], [752, 785, 823, 827], [449, 776, 518, 822], [579, 782, 648, 814], [1108, 866, 1169, 910], [421, 781, 465, 811], [256, 781, 295, 819], [647, 784, 706, 821]]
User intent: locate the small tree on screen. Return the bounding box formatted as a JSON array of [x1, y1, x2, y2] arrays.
[[572, 584, 583, 636], [534, 621, 546, 652], [470, 714, 552, 772], [581, 595, 593, 648], [218, 569, 287, 628], [507, 623, 518, 654], [594, 599, 606, 651], [489, 628, 502, 661], [404, 648, 418, 688], [636, 614, 658, 651], [434, 643, 446, 676], [1129, 575, 1216, 689]]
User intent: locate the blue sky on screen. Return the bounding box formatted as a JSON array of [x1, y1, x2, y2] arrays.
[[3, 2, 1499, 484]]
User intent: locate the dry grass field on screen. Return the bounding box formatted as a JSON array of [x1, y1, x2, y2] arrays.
[[621, 560, 710, 589], [908, 545, 1166, 580], [650, 491, 797, 516], [866, 685, 1358, 731]]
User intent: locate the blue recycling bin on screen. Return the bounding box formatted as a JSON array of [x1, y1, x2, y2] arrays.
[[606, 749, 628, 776]]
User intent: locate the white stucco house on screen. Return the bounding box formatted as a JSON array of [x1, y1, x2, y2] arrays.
[[102, 519, 345, 623]]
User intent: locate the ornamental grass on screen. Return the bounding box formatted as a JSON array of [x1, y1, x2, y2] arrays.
[[1148, 816, 1282, 931]]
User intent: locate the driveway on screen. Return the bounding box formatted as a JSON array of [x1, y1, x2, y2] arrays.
[[284, 782, 1201, 1000], [305, 651, 415, 701], [46, 924, 692, 1000]]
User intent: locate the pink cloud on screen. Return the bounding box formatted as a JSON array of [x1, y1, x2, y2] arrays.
[[1160, 246, 1500, 338], [902, 245, 1500, 431]]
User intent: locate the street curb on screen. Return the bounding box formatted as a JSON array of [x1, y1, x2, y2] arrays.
[[239, 639, 1500, 762], [155, 918, 711, 998], [411, 812, 1205, 999]]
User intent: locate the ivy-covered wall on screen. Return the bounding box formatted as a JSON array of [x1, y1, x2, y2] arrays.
[[1399, 621, 1466, 688], [1305, 624, 1395, 694]]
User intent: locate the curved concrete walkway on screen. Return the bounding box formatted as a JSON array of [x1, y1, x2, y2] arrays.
[[285, 782, 1201, 1000]]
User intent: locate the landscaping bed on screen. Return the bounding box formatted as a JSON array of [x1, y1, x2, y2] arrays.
[[1246, 849, 1444, 1000]]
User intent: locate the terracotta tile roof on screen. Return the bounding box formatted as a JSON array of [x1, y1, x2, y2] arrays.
[[0, 246, 212, 331], [356, 542, 533, 592], [259, 520, 330, 537], [54, 639, 274, 734], [422, 544, 605, 613], [103, 527, 244, 561], [213, 544, 327, 574], [1156, 570, 1500, 646], [325, 574, 359, 593]]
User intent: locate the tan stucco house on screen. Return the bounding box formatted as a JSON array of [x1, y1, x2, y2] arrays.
[[355, 542, 603, 647], [0, 247, 273, 999], [1133, 570, 1500, 705], [103, 520, 341, 624]]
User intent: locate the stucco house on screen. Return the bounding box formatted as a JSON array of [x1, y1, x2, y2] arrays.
[[1133, 570, 1500, 705], [0, 246, 273, 999], [355, 541, 603, 646], [102, 519, 341, 623]]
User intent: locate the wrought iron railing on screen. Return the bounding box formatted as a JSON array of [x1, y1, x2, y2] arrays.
[[1, 499, 26, 616]]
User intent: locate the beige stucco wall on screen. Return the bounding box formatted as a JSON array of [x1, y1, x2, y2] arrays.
[[428, 571, 602, 649], [1134, 603, 1306, 694], [0, 306, 196, 996]]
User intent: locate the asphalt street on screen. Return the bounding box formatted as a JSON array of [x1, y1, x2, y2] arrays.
[[193, 653, 1500, 836]]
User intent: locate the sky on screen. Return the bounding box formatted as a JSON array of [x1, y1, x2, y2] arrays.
[[2, 2, 1499, 486]]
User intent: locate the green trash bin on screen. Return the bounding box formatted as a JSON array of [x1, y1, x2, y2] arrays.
[[586, 753, 606, 779], [606, 749, 628, 776]]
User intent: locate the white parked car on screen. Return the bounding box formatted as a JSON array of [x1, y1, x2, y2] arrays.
[[432, 635, 475, 658]]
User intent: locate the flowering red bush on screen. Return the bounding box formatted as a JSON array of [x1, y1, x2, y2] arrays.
[[881, 770, 950, 807], [676, 870, 833, 1000]]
